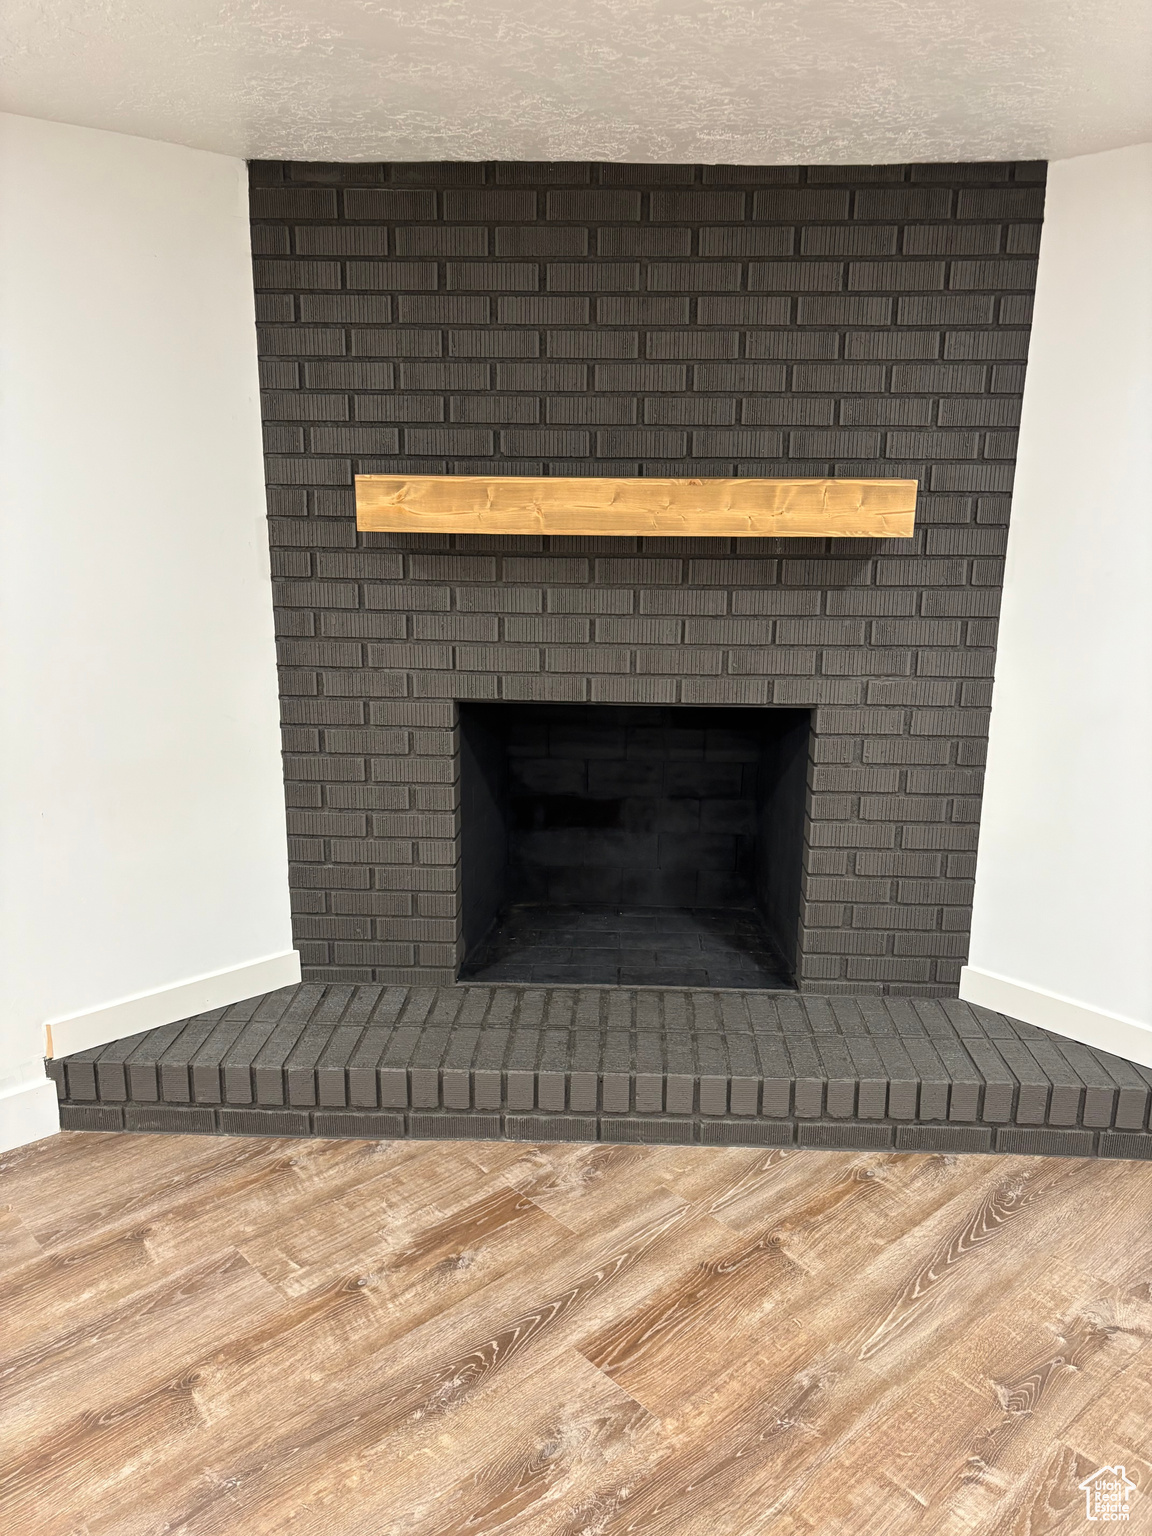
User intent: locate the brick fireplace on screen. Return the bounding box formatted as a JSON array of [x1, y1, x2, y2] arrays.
[[252, 158, 1043, 998]]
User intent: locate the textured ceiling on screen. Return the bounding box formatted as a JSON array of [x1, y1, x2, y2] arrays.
[[2, 0, 1150, 164]]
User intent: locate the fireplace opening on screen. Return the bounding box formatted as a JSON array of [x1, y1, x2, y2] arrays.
[[458, 703, 809, 989]]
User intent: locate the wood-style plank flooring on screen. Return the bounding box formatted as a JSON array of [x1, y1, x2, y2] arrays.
[[2, 1131, 1151, 1534]]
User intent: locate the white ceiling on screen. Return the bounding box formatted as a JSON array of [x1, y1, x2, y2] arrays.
[[3, 0, 1150, 165]]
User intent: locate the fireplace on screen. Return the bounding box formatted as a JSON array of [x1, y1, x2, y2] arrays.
[[458, 702, 808, 988], [253, 157, 1043, 997]]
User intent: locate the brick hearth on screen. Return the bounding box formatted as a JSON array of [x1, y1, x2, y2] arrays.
[[52, 985, 1152, 1160]]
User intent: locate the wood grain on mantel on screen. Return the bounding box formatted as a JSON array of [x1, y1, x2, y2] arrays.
[[355, 474, 917, 538]]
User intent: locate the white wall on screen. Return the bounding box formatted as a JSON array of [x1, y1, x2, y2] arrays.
[[0, 114, 298, 1149], [961, 143, 1152, 1064]]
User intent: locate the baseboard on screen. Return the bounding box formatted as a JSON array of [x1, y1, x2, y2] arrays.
[[44, 950, 302, 1059], [0, 1072, 60, 1154], [960, 966, 1152, 1070]]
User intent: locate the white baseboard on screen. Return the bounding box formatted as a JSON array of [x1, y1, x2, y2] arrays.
[[959, 966, 1152, 1070], [44, 950, 302, 1059], [0, 1071, 60, 1154]]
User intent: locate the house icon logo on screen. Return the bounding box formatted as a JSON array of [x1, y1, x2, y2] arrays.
[[1079, 1465, 1137, 1522]]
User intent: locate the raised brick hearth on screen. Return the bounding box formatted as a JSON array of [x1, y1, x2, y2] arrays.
[[252, 158, 1043, 996], [52, 985, 1152, 1160]]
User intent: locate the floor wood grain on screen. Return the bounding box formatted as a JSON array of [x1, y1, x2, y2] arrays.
[[2, 1132, 1151, 1535]]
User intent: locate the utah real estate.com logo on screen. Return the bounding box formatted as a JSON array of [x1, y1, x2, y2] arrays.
[[1079, 1465, 1138, 1523]]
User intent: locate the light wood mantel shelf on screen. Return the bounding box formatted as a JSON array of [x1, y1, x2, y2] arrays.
[[355, 474, 917, 538]]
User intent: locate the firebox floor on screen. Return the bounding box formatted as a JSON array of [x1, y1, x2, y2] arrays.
[[458, 903, 793, 989]]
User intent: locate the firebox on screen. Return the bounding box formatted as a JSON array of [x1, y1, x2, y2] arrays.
[[458, 703, 809, 988]]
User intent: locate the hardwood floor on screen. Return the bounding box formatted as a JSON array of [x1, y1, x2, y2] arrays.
[[2, 1132, 1151, 1534]]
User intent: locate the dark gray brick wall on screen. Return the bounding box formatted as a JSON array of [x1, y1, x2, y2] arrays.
[[250, 159, 1044, 996]]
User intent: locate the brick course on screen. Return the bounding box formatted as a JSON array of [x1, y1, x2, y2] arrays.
[[251, 160, 1043, 994]]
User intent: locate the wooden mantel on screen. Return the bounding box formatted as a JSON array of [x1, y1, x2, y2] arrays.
[[355, 475, 917, 538]]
